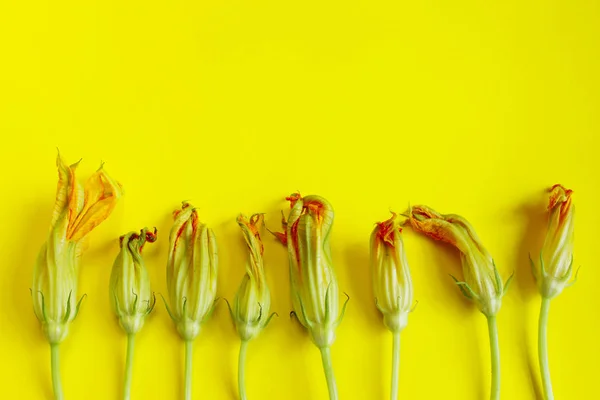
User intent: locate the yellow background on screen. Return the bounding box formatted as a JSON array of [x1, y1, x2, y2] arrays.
[[0, 0, 599, 399]]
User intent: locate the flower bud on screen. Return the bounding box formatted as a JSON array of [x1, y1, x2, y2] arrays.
[[274, 193, 348, 349], [532, 184, 576, 298], [110, 228, 157, 335], [371, 213, 414, 333], [228, 214, 275, 341], [165, 203, 218, 341], [32, 154, 123, 344], [408, 205, 511, 317]]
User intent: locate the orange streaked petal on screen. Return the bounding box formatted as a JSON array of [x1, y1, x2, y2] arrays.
[[375, 212, 400, 247], [67, 165, 123, 241], [548, 184, 573, 225], [51, 155, 81, 228]]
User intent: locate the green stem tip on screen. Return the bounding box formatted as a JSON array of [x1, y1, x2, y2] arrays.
[[487, 315, 501, 400], [238, 340, 249, 400], [50, 343, 64, 400], [539, 298, 554, 400], [184, 340, 193, 400], [123, 334, 136, 400], [319, 347, 338, 400], [391, 331, 401, 400]]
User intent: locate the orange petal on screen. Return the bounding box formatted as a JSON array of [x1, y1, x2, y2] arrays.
[[269, 230, 287, 246], [375, 212, 400, 247], [67, 166, 123, 241]]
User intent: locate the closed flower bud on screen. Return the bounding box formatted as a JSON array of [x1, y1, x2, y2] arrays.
[[371, 213, 414, 333], [229, 214, 277, 400], [228, 214, 275, 342], [274, 193, 349, 349], [532, 184, 576, 299], [274, 193, 348, 400], [32, 154, 123, 344], [165, 203, 218, 342], [408, 205, 511, 317], [110, 228, 157, 335]]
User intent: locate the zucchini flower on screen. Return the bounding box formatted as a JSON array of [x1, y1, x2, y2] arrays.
[[532, 184, 577, 400], [226, 214, 276, 400], [273, 193, 349, 400], [371, 213, 414, 400], [163, 203, 218, 400], [32, 154, 123, 400], [407, 205, 511, 400], [109, 228, 157, 400]]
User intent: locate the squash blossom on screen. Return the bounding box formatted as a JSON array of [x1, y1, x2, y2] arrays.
[[407, 205, 511, 400], [32, 154, 123, 400], [110, 228, 157, 400], [164, 203, 218, 400], [532, 184, 577, 400], [273, 193, 349, 400], [227, 213, 276, 400], [371, 212, 414, 400]]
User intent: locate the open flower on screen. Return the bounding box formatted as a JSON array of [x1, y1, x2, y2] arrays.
[[32, 153, 123, 400], [110, 228, 157, 335], [408, 205, 510, 317], [32, 154, 123, 344], [273, 193, 348, 400], [371, 212, 414, 333], [532, 184, 576, 298]]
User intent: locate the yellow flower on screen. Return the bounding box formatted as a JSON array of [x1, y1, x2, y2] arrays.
[[228, 213, 275, 341], [110, 228, 157, 335], [32, 154, 123, 344], [371, 213, 414, 332], [408, 205, 511, 317], [532, 184, 576, 298], [165, 203, 218, 341]]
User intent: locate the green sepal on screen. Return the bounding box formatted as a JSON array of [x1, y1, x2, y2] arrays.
[[160, 293, 176, 322], [492, 260, 503, 295], [145, 293, 157, 315], [262, 312, 278, 329], [201, 297, 220, 324], [334, 292, 350, 327], [449, 274, 479, 300], [502, 271, 515, 297], [73, 294, 87, 320], [63, 291, 73, 323]]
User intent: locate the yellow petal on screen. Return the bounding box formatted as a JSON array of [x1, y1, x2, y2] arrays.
[[51, 155, 82, 228], [67, 165, 123, 241]]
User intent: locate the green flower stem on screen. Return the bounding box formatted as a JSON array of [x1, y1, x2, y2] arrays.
[[238, 340, 249, 400], [50, 343, 64, 400], [123, 334, 135, 400], [184, 340, 193, 400], [391, 331, 401, 400], [487, 316, 500, 400], [538, 298, 554, 400], [319, 346, 338, 400]]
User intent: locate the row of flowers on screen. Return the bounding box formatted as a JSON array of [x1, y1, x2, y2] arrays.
[[32, 154, 575, 400]]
